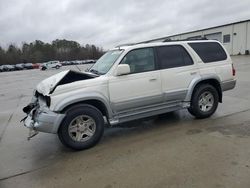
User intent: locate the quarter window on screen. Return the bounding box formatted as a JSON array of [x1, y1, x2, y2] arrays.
[[120, 48, 155, 74], [156, 45, 193, 69], [188, 42, 227, 63]]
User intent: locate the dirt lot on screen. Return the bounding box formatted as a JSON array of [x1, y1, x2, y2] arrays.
[[1, 56, 250, 188]]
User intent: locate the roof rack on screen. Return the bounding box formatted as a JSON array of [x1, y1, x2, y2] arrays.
[[115, 43, 137, 48], [163, 37, 208, 42], [116, 39, 160, 48], [115, 37, 208, 48]]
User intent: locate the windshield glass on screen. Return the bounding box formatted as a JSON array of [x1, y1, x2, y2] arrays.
[[89, 50, 124, 75]]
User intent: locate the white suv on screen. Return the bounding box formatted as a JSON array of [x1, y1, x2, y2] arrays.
[[22, 40, 236, 150], [41, 61, 62, 70]]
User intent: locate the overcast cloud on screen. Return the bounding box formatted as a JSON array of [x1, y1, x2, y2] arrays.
[[0, 0, 250, 49]]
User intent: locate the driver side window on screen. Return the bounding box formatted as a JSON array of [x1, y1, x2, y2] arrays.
[[120, 48, 155, 74]]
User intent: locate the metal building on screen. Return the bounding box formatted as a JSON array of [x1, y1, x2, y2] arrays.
[[145, 19, 250, 55]]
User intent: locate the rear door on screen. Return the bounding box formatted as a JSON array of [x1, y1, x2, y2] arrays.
[[156, 44, 199, 103]]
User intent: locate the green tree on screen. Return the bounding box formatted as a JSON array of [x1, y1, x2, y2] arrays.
[[0, 39, 104, 65]]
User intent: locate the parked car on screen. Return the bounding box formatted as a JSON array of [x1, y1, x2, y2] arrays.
[[32, 63, 40, 69], [41, 61, 62, 70], [61, 61, 73, 66], [61, 61, 68, 66], [3, 65, 15, 71], [15, 63, 25, 70], [85, 59, 96, 64], [0, 65, 3, 72], [23, 63, 33, 69], [22, 40, 236, 150]]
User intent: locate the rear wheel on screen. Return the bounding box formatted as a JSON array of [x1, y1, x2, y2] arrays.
[[188, 84, 219, 119], [58, 104, 104, 150]]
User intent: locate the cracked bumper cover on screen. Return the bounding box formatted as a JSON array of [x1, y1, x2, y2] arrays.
[[24, 107, 65, 134]]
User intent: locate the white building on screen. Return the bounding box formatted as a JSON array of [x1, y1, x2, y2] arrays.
[[144, 19, 250, 55]]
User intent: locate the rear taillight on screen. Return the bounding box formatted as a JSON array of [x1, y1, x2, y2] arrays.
[[232, 64, 236, 76]]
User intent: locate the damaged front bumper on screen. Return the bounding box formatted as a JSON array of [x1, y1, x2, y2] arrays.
[[22, 92, 65, 136], [23, 107, 65, 134]]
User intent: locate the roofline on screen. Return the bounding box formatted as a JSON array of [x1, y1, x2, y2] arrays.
[[112, 39, 218, 51], [142, 19, 250, 43]]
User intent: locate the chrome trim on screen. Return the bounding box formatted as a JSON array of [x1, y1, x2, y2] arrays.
[[221, 79, 236, 91]]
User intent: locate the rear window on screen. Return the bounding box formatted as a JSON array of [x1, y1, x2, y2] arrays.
[[188, 42, 227, 63]]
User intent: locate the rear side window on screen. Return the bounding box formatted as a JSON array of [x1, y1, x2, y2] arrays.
[[188, 42, 227, 63], [156, 45, 193, 69]]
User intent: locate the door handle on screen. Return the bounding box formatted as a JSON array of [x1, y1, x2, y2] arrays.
[[149, 78, 157, 81], [190, 72, 197, 75]]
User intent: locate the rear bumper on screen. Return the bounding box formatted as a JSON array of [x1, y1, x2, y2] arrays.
[[24, 107, 65, 134], [221, 79, 236, 91]]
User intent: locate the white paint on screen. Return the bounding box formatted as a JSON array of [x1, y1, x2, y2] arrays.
[[36, 70, 70, 95], [42, 40, 235, 113]]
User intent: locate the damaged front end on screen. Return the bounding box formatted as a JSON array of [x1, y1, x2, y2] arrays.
[[22, 91, 65, 139], [22, 70, 97, 139]]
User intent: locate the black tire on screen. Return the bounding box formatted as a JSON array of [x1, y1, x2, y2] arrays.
[[55, 65, 59, 69], [58, 104, 104, 150], [41, 67, 46, 70], [188, 84, 219, 119]]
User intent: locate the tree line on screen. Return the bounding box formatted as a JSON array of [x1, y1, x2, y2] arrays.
[[0, 39, 105, 65]]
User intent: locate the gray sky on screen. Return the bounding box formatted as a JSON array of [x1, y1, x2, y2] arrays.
[[1, 0, 250, 49]]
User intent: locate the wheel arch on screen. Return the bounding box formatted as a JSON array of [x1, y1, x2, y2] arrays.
[[53, 92, 113, 120], [60, 99, 110, 119], [186, 76, 222, 103]]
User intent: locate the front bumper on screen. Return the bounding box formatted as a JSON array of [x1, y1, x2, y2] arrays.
[[23, 105, 65, 134]]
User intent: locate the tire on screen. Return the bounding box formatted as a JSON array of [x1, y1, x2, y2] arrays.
[[56, 65, 59, 69], [58, 104, 104, 150], [41, 67, 46, 70], [188, 84, 219, 119]]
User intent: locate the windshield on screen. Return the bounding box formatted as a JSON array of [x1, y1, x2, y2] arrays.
[[89, 50, 124, 75]]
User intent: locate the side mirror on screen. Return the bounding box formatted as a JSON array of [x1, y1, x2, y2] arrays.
[[116, 64, 130, 76]]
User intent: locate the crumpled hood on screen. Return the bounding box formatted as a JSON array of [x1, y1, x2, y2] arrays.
[[36, 70, 97, 96]]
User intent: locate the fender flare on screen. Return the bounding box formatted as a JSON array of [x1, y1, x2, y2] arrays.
[[53, 92, 113, 118], [185, 74, 222, 102]]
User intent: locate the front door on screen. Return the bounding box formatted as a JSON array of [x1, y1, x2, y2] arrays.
[[108, 47, 162, 113]]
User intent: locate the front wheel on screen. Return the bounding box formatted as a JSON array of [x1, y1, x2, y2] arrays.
[[188, 84, 219, 119], [58, 104, 104, 150]]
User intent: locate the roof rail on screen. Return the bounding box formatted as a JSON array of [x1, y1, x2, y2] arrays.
[[163, 37, 208, 42], [115, 43, 137, 48], [116, 40, 159, 47]]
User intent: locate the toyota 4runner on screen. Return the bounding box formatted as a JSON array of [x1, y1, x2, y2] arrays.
[[22, 40, 236, 150]]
